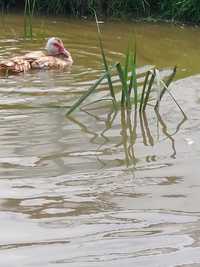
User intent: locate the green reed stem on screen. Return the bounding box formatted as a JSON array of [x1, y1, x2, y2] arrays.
[[32, 0, 36, 17], [66, 72, 108, 116], [93, 10, 116, 103], [139, 70, 150, 112], [132, 47, 137, 107], [143, 70, 155, 111], [24, 0, 28, 37], [24, 0, 36, 38], [28, 0, 32, 38], [116, 62, 130, 108], [124, 44, 130, 84], [155, 66, 177, 108], [128, 53, 133, 97]]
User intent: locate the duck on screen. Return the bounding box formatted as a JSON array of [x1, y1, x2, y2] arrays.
[[0, 37, 73, 74]]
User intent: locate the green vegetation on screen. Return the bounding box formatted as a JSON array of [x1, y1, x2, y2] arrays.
[[1, 0, 200, 24], [66, 15, 178, 116], [24, 0, 36, 38], [66, 63, 178, 116]]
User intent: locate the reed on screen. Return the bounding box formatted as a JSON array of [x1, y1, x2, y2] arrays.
[[66, 46, 177, 116], [142, 69, 156, 111], [139, 71, 150, 112], [115, 46, 137, 109], [129, 47, 137, 106], [3, 0, 200, 24], [155, 66, 177, 108], [94, 14, 158, 111], [66, 72, 109, 116], [66, 12, 178, 116], [93, 9, 116, 103], [24, 0, 36, 38]]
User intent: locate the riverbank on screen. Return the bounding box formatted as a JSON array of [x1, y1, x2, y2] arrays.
[[2, 0, 200, 25]]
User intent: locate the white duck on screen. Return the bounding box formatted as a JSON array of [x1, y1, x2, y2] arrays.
[[0, 37, 73, 74]]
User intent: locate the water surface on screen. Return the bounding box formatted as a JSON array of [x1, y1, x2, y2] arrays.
[[0, 14, 200, 267]]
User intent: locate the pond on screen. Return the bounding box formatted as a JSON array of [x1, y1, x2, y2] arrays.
[[0, 14, 200, 266]]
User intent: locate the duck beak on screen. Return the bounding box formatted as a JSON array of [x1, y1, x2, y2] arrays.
[[61, 48, 69, 57]]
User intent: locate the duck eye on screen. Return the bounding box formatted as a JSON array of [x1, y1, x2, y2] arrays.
[[53, 43, 61, 48]]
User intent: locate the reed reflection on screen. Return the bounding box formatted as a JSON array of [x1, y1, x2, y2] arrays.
[[154, 107, 187, 159], [67, 102, 187, 167]]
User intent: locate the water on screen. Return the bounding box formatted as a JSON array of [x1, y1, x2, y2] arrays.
[[0, 14, 200, 266]]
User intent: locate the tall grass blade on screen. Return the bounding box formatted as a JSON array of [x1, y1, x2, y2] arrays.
[[66, 72, 108, 116], [164, 86, 186, 116], [32, 0, 36, 17], [128, 46, 138, 108], [124, 43, 135, 108], [132, 47, 138, 107], [139, 70, 150, 112], [124, 44, 130, 84], [24, 0, 36, 38], [116, 63, 126, 106], [121, 88, 125, 106], [116, 63, 130, 107], [156, 78, 186, 117], [128, 55, 133, 96], [28, 0, 32, 38], [93, 10, 116, 103], [154, 66, 185, 116], [128, 49, 137, 107], [155, 66, 177, 108], [143, 70, 155, 111], [24, 0, 28, 37]]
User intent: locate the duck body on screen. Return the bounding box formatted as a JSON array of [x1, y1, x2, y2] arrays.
[[0, 37, 73, 75]]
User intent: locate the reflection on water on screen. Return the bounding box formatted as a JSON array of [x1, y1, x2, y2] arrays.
[[73, 103, 186, 168], [0, 14, 200, 266]]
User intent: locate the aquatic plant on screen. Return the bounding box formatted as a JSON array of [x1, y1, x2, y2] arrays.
[[66, 61, 178, 116], [66, 12, 178, 116], [4, 0, 200, 24], [24, 0, 36, 38], [160, 0, 200, 23], [93, 10, 116, 104], [0, 0, 14, 13]]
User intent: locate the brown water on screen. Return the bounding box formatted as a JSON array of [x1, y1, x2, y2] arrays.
[[0, 14, 200, 267]]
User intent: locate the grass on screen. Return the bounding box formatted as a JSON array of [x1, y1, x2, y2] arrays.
[[3, 0, 200, 24], [24, 0, 36, 38], [66, 72, 109, 116], [66, 12, 179, 116], [93, 9, 116, 104]]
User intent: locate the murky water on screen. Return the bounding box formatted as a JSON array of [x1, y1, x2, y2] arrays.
[[0, 14, 200, 266]]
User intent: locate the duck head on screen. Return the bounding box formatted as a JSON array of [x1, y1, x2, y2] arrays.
[[45, 37, 69, 57]]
